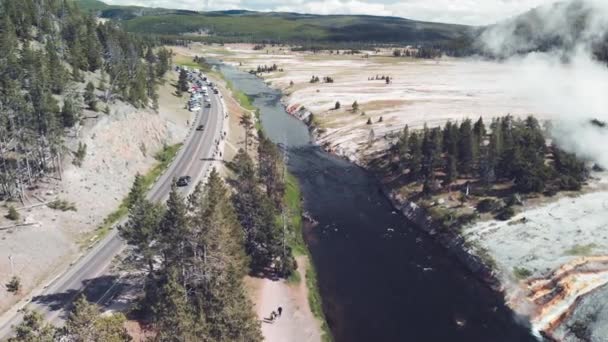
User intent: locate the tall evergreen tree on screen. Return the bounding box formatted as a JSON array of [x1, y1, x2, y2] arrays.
[[60, 97, 78, 128], [177, 69, 188, 93], [8, 311, 56, 342], [457, 119, 476, 175], [408, 131, 422, 178], [84, 81, 97, 111]]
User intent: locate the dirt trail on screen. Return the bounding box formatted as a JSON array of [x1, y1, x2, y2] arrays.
[[250, 256, 322, 342]]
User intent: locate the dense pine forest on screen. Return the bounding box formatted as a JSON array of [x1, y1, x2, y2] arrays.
[[0, 0, 172, 201], [118, 170, 263, 341], [380, 115, 589, 202]]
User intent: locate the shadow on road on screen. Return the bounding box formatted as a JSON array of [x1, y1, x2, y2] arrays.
[[31, 275, 126, 317]]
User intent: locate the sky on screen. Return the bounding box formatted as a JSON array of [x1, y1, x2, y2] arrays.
[[104, 0, 559, 26]]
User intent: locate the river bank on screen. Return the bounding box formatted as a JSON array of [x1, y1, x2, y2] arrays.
[[199, 43, 608, 340], [209, 55, 538, 342], [193, 51, 329, 342]]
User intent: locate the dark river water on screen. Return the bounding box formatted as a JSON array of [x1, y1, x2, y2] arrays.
[[213, 61, 538, 342]]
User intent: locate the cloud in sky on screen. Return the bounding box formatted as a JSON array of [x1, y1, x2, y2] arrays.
[[103, 0, 559, 26]]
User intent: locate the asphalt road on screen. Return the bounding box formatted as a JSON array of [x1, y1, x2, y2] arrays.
[[0, 77, 226, 339]]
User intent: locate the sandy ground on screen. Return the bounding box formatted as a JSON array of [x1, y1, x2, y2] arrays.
[[198, 43, 553, 162], [0, 72, 191, 315], [247, 256, 322, 342]]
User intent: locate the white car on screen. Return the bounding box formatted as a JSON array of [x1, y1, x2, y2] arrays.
[[189, 106, 201, 112]]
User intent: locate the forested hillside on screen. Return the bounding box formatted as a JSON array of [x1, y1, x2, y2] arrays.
[[77, 0, 471, 47], [0, 0, 172, 201]]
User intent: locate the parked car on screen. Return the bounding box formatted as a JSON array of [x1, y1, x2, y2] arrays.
[[176, 176, 192, 187], [205, 103, 211, 108]]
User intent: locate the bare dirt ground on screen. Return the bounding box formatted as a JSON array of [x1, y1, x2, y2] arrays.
[[247, 256, 322, 342], [0, 72, 191, 315]]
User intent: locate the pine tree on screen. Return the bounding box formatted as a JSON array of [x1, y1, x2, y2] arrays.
[[145, 47, 156, 64], [458, 119, 476, 175], [146, 64, 158, 111], [84, 16, 102, 72], [177, 69, 189, 94], [45, 40, 67, 94], [120, 199, 163, 274], [98, 71, 107, 92], [397, 125, 409, 171], [152, 268, 203, 341], [8, 311, 56, 342], [194, 170, 262, 341], [445, 154, 458, 187], [155, 47, 172, 78], [258, 133, 285, 207], [159, 183, 191, 266], [65, 296, 130, 342], [239, 112, 254, 152], [84, 82, 97, 111], [61, 97, 78, 128], [65, 296, 100, 340], [408, 132, 422, 178]]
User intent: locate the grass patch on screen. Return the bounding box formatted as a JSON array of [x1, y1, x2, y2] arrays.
[[225, 79, 255, 111], [82, 143, 182, 246], [173, 54, 201, 69], [564, 243, 598, 256], [283, 173, 332, 342], [287, 269, 301, 284], [513, 266, 533, 280], [47, 199, 77, 212], [306, 262, 333, 342], [285, 173, 306, 256]]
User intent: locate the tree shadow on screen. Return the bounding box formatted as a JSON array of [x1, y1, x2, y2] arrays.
[[31, 275, 128, 318]]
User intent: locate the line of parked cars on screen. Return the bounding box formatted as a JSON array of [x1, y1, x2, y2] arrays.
[[173, 66, 223, 187], [175, 66, 219, 187], [177, 66, 220, 112]]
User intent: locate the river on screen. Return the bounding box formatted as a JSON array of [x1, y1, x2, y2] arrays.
[[213, 61, 538, 342]]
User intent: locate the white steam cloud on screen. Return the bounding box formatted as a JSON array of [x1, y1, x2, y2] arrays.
[[479, 0, 608, 167]]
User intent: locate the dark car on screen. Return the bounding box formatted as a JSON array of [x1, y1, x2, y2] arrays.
[[196, 125, 205, 131], [205, 103, 211, 108], [176, 176, 192, 187]]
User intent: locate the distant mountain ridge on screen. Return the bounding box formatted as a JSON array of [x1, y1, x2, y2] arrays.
[[76, 0, 473, 46]]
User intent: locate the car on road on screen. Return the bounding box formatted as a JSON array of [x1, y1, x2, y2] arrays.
[[205, 102, 211, 108], [196, 125, 205, 131], [176, 176, 192, 187]]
